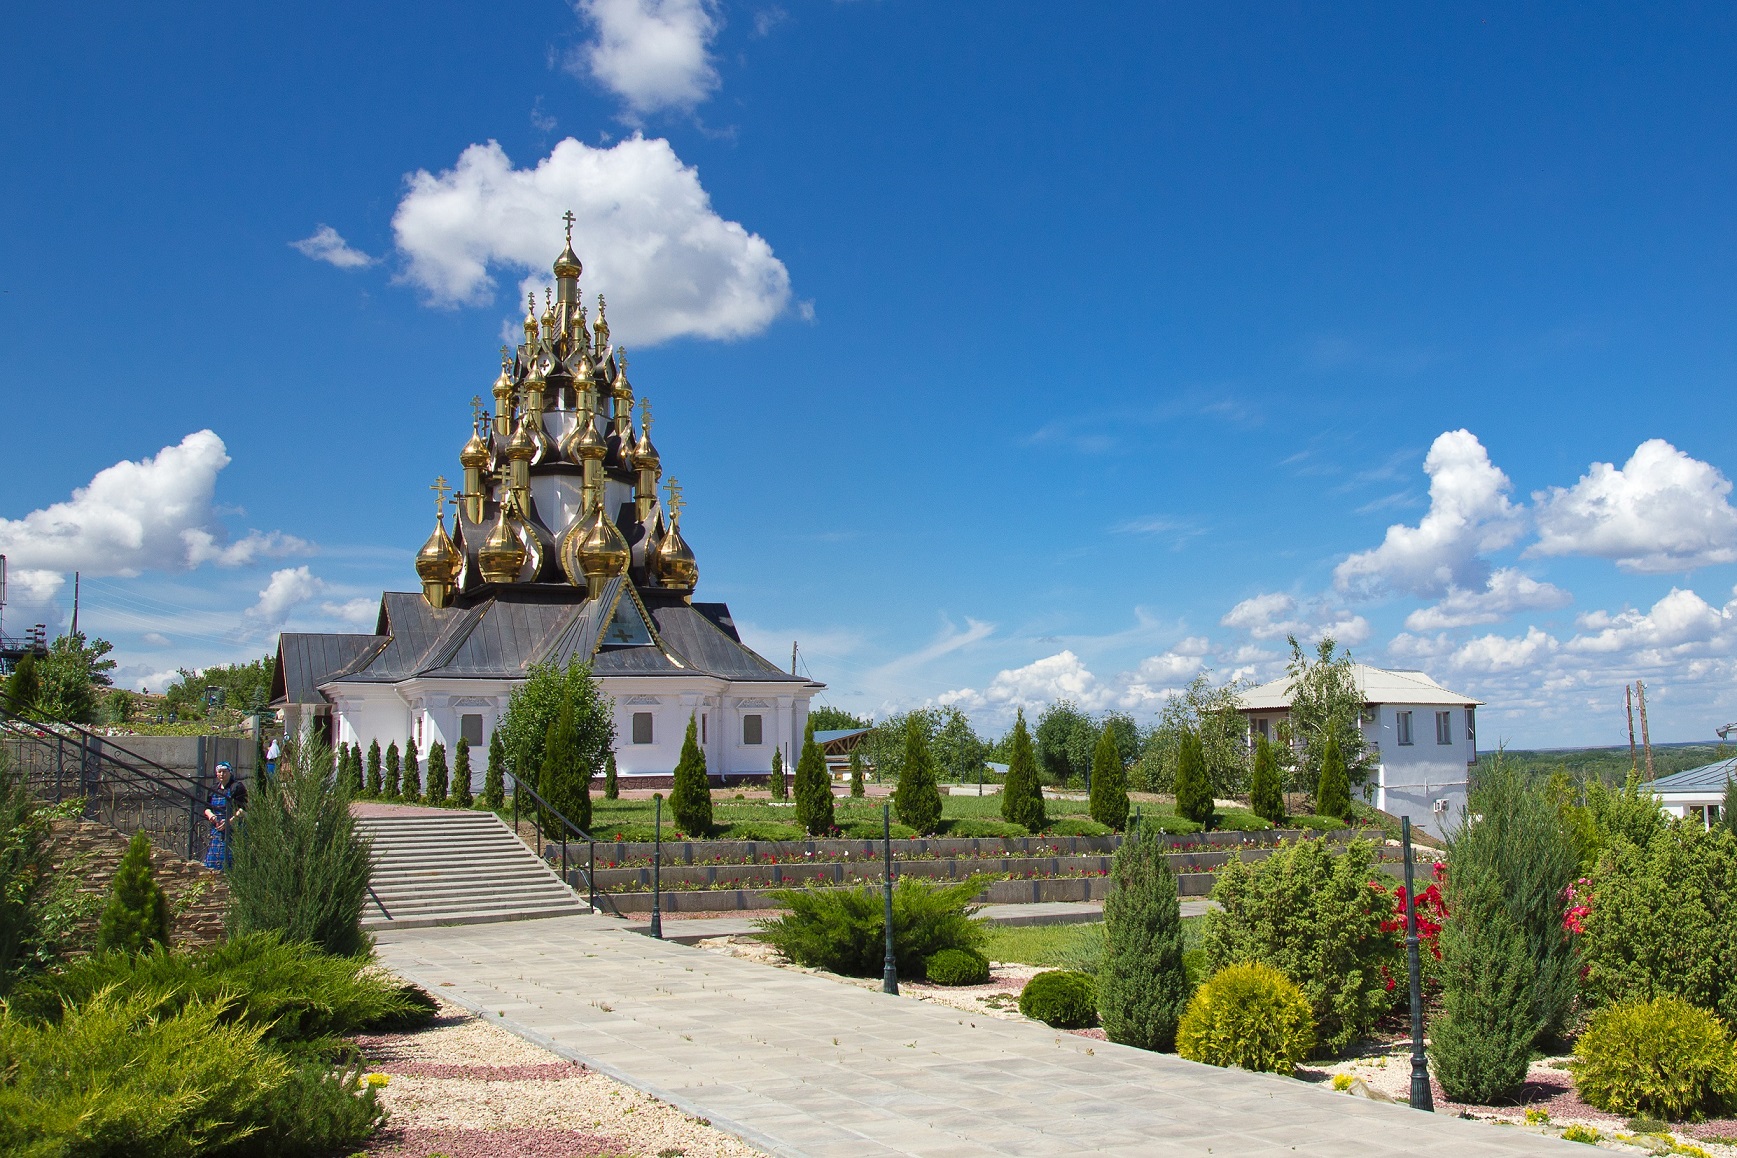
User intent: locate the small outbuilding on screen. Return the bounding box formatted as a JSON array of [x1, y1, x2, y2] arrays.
[[1640, 758, 1733, 828]]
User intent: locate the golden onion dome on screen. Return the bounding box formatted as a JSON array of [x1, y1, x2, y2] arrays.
[[505, 415, 536, 461], [523, 294, 538, 342], [575, 416, 606, 460], [478, 505, 526, 584], [414, 518, 462, 584], [554, 241, 581, 280], [459, 429, 490, 469], [578, 502, 630, 583], [633, 430, 659, 470], [524, 360, 546, 394], [540, 294, 556, 335], [655, 521, 698, 590]]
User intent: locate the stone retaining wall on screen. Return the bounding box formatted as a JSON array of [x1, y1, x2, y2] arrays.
[[48, 818, 229, 951]]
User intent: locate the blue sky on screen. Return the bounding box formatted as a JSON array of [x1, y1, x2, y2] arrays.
[[4, 2, 1737, 748]]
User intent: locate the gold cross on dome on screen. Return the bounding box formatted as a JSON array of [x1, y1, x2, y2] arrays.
[[562, 210, 575, 242], [470, 395, 484, 427], [665, 477, 685, 523], [431, 475, 452, 518], [640, 397, 652, 434]]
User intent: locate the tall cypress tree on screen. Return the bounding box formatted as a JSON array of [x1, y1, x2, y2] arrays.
[[1099, 818, 1188, 1051], [425, 741, 449, 806], [669, 714, 712, 836], [770, 748, 787, 800], [366, 740, 382, 798], [1430, 869, 1539, 1103], [1315, 733, 1352, 823], [893, 714, 943, 835], [1173, 730, 1214, 826], [793, 720, 834, 836], [4, 652, 41, 713], [96, 831, 170, 955], [1250, 735, 1284, 824], [384, 741, 401, 800], [603, 751, 619, 800], [1088, 726, 1130, 831], [849, 749, 865, 797], [540, 698, 594, 834], [484, 729, 505, 810], [452, 737, 474, 808], [1000, 709, 1046, 833], [402, 737, 421, 802]]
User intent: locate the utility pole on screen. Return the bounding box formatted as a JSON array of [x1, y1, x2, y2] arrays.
[[70, 571, 80, 637], [791, 641, 798, 676], [1636, 680, 1654, 780], [1626, 684, 1638, 774]]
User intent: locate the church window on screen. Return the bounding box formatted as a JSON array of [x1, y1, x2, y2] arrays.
[[461, 714, 484, 746], [632, 712, 654, 744], [743, 715, 763, 746], [1397, 711, 1414, 745]]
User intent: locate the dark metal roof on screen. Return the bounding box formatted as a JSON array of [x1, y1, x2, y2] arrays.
[[651, 604, 810, 683], [1642, 758, 1737, 795], [272, 633, 385, 705], [815, 728, 871, 745]]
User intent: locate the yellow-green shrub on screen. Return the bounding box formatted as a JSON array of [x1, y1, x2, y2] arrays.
[[1573, 995, 1737, 1120], [1177, 962, 1315, 1075]]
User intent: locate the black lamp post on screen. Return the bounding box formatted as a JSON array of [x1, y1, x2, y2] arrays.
[[881, 802, 898, 995], [651, 792, 664, 941], [1403, 815, 1433, 1111]]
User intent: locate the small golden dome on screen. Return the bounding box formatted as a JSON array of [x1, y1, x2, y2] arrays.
[[540, 292, 556, 336], [524, 360, 546, 398], [578, 500, 630, 586], [576, 416, 606, 460], [415, 518, 462, 584], [505, 415, 536, 461], [478, 505, 526, 584], [593, 294, 609, 351], [492, 368, 514, 406], [554, 242, 581, 280], [523, 293, 538, 341], [655, 521, 698, 591], [460, 430, 489, 469]]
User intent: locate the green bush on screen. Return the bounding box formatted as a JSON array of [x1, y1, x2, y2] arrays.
[[1202, 836, 1399, 1056], [770, 748, 787, 800], [1000, 709, 1046, 833], [850, 750, 865, 798], [384, 741, 400, 799], [425, 741, 449, 806], [541, 692, 597, 835], [603, 751, 618, 800], [1045, 818, 1113, 837], [1314, 733, 1352, 823], [1173, 730, 1214, 827], [757, 876, 987, 977], [793, 721, 834, 836], [226, 739, 373, 957], [925, 947, 990, 986], [1019, 970, 1097, 1028], [1573, 995, 1737, 1120], [942, 818, 1029, 839], [96, 831, 171, 955], [484, 731, 505, 810], [893, 714, 943, 835], [402, 736, 421, 802], [452, 737, 474, 808], [1177, 962, 1315, 1075], [1250, 735, 1284, 825], [1430, 870, 1540, 1103], [1088, 726, 1130, 831], [668, 714, 711, 837], [0, 754, 78, 993], [1099, 818, 1188, 1051], [364, 740, 382, 798]]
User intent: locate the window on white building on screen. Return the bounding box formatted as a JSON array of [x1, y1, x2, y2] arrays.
[[461, 714, 484, 746], [1255, 718, 1271, 741], [1397, 711, 1414, 745], [632, 712, 654, 744], [742, 714, 763, 745], [1465, 707, 1477, 764], [1436, 710, 1452, 745]]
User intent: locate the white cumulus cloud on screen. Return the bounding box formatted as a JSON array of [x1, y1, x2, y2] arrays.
[[1392, 626, 1561, 675], [0, 431, 306, 605], [1335, 430, 1524, 599], [573, 0, 721, 117], [939, 639, 1223, 727], [1565, 587, 1737, 656], [393, 136, 791, 343], [290, 225, 375, 269], [1403, 568, 1571, 631], [247, 567, 326, 627], [1531, 439, 1737, 573], [320, 597, 379, 626], [1220, 592, 1371, 646]]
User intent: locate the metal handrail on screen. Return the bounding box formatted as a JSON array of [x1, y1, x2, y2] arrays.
[[503, 768, 607, 915], [0, 692, 208, 806]]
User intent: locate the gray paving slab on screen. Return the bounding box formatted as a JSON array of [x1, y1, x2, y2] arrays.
[[375, 913, 1576, 1158]]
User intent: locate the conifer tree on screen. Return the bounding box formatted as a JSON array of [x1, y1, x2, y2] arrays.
[[452, 736, 474, 808], [366, 739, 382, 798], [341, 744, 361, 795], [1173, 730, 1214, 826], [1089, 726, 1130, 831], [770, 748, 787, 800], [3, 651, 41, 713], [403, 737, 421, 802], [484, 729, 505, 810], [1430, 869, 1539, 1103], [96, 830, 171, 955], [384, 741, 401, 799], [849, 749, 865, 798], [1724, 778, 1737, 838], [669, 714, 711, 836], [604, 751, 619, 800], [1099, 818, 1188, 1050], [540, 698, 594, 834], [893, 713, 943, 835], [425, 741, 449, 806], [1250, 735, 1285, 824], [793, 720, 835, 836], [1315, 732, 1352, 823], [1000, 709, 1047, 833]]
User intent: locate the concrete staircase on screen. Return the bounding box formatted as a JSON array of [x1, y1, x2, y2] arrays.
[[357, 811, 590, 930]]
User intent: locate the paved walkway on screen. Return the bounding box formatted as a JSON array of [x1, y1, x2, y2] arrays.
[[624, 900, 1217, 943], [376, 915, 1572, 1157]]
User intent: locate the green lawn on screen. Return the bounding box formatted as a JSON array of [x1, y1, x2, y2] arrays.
[[983, 917, 1211, 987]]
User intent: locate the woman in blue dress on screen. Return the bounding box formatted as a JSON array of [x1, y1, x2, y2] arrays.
[[203, 761, 249, 870]]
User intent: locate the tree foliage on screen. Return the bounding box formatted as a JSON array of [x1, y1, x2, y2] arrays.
[[1173, 730, 1214, 826], [849, 749, 865, 798], [770, 748, 787, 800], [1000, 710, 1046, 833], [1430, 862, 1540, 1103], [424, 742, 448, 807], [806, 705, 870, 732], [793, 721, 834, 836], [1034, 701, 1096, 787], [603, 751, 618, 801], [383, 743, 400, 800], [540, 694, 598, 836], [401, 738, 420, 803], [451, 737, 473, 808], [483, 730, 505, 810], [865, 708, 987, 786], [1315, 733, 1352, 823], [3, 653, 42, 713], [364, 741, 381, 799], [162, 653, 275, 719], [1131, 673, 1251, 797], [96, 832, 171, 955], [669, 714, 711, 837], [1250, 735, 1284, 824], [1099, 818, 1188, 1050], [1283, 636, 1374, 794], [893, 714, 943, 835], [36, 632, 117, 723], [499, 661, 614, 825], [1088, 726, 1130, 831]]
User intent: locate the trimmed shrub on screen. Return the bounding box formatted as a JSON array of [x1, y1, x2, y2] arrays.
[[541, 694, 596, 835], [850, 749, 865, 797], [893, 714, 943, 835], [1177, 962, 1316, 1075], [604, 751, 619, 800], [1573, 995, 1737, 1120], [484, 730, 505, 810], [926, 947, 990, 986], [425, 741, 449, 806], [226, 739, 372, 957], [669, 714, 712, 837], [1099, 817, 1188, 1051], [365, 740, 382, 798], [1, 754, 75, 993], [758, 876, 986, 978], [1250, 735, 1284, 825], [402, 737, 421, 802], [452, 737, 473, 808], [384, 741, 401, 799], [1019, 970, 1098, 1028], [1000, 709, 1047, 833], [1203, 837, 1399, 1056], [793, 720, 835, 836], [1430, 870, 1539, 1103], [1089, 726, 1130, 831], [96, 831, 170, 955], [770, 748, 787, 800], [1173, 730, 1213, 827], [1315, 733, 1351, 823]]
